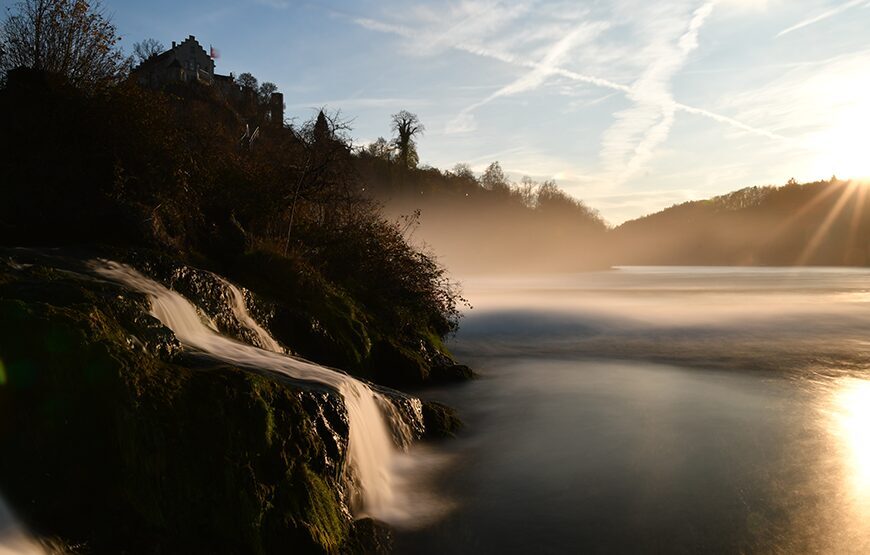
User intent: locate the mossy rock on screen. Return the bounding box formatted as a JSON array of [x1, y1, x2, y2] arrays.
[[341, 518, 393, 554], [369, 340, 429, 387], [421, 401, 463, 440], [225, 251, 372, 370], [429, 363, 475, 383], [0, 260, 358, 553]]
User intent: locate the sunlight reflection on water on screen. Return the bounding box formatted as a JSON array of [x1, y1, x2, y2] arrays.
[[831, 379, 870, 497], [398, 267, 870, 553]]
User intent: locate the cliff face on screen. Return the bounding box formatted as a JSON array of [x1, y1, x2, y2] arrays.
[[0, 252, 404, 553]]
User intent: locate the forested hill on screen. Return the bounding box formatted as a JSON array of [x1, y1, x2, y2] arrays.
[[350, 111, 870, 272], [610, 179, 870, 266], [355, 153, 611, 274], [355, 148, 870, 271]]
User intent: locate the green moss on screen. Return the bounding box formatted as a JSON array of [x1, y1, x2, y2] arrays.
[[0, 266, 355, 554], [296, 465, 348, 552]]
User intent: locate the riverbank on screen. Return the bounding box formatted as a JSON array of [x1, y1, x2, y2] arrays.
[[0, 249, 465, 553]]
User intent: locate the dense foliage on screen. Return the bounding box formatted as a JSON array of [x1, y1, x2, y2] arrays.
[[0, 65, 464, 385], [0, 0, 129, 88]]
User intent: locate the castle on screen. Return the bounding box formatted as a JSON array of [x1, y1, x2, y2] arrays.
[[132, 35, 284, 126]]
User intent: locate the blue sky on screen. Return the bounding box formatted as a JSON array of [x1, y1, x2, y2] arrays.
[[9, 0, 870, 223]]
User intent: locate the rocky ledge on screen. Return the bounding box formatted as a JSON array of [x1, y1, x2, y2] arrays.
[[0, 252, 463, 553]]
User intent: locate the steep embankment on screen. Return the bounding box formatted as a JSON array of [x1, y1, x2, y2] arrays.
[[0, 250, 459, 553]]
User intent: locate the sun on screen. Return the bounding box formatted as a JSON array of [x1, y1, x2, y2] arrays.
[[809, 101, 870, 181]]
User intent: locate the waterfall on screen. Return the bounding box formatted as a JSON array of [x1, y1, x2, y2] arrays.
[[217, 277, 283, 354], [92, 261, 414, 521]]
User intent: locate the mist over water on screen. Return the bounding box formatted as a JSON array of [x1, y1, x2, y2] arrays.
[[458, 266, 870, 375], [398, 266, 870, 553]]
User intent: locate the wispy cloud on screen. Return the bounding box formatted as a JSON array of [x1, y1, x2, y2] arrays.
[[600, 2, 717, 184], [354, 17, 415, 38], [343, 0, 852, 220], [252, 0, 292, 9], [776, 0, 866, 37], [286, 97, 431, 110], [353, 4, 786, 145], [447, 21, 610, 133]]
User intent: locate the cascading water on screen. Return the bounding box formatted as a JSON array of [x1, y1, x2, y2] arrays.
[[92, 260, 415, 521], [217, 276, 284, 354]]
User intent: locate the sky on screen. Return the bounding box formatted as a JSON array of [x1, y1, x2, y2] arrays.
[[7, 0, 869, 224]]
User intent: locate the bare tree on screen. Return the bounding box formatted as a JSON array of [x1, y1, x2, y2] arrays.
[[284, 109, 356, 252], [132, 37, 163, 64], [0, 0, 128, 88], [236, 71, 257, 90], [517, 175, 539, 207], [257, 81, 277, 103], [391, 110, 424, 169]]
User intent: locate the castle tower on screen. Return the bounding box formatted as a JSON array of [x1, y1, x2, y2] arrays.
[[269, 92, 284, 127]]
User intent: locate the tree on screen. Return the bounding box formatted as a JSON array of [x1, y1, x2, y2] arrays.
[[390, 110, 424, 169], [0, 0, 128, 88], [451, 163, 475, 181], [536, 180, 605, 228], [481, 161, 510, 194], [258, 81, 277, 104], [132, 37, 163, 64], [365, 137, 393, 161], [236, 72, 257, 90], [516, 175, 538, 207]]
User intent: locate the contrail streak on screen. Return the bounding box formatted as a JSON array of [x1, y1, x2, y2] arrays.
[[777, 0, 866, 38], [354, 16, 791, 144]]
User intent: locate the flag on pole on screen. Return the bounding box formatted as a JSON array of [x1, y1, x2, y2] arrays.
[[210, 45, 220, 59]]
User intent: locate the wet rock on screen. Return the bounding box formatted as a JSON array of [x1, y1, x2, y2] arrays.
[[421, 401, 464, 439], [0, 258, 355, 553], [429, 363, 475, 383], [122, 253, 282, 352], [342, 518, 393, 554]]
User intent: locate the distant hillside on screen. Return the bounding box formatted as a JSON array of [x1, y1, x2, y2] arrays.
[[356, 156, 610, 274], [357, 154, 870, 272], [611, 179, 870, 266]]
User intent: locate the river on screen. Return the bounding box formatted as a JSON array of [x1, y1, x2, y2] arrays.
[[397, 267, 870, 553]]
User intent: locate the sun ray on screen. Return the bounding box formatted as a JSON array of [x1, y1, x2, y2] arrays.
[[845, 182, 868, 263], [763, 181, 843, 247], [796, 182, 857, 265]]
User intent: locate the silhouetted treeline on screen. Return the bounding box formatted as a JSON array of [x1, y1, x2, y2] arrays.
[[611, 179, 870, 266], [355, 153, 610, 274], [357, 133, 870, 271]]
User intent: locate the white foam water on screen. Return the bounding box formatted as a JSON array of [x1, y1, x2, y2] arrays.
[[217, 276, 283, 353], [92, 260, 421, 522]]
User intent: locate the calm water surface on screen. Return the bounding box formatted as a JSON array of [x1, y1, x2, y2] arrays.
[[398, 267, 870, 554]]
